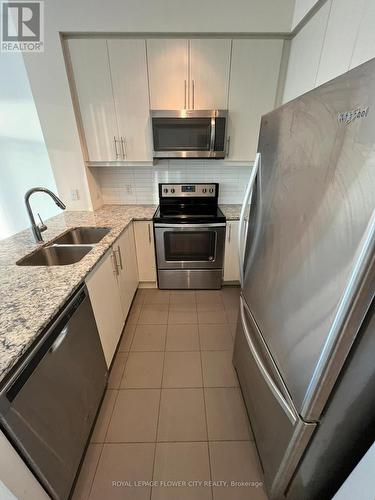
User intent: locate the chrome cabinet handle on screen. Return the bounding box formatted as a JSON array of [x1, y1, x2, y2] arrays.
[[148, 223, 152, 243], [191, 80, 195, 110], [114, 137, 120, 159], [116, 246, 123, 270], [120, 137, 126, 159], [228, 223, 231, 243], [238, 153, 260, 287], [240, 297, 297, 425], [184, 80, 187, 109], [111, 251, 119, 275], [226, 136, 231, 157]]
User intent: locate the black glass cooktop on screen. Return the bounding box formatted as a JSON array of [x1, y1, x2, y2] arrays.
[[153, 204, 226, 224]]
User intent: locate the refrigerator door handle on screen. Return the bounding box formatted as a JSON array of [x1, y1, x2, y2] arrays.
[[240, 296, 298, 425], [238, 153, 261, 286]]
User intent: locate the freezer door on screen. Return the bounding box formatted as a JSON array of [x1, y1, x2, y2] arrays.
[[242, 60, 375, 416], [233, 296, 316, 498]]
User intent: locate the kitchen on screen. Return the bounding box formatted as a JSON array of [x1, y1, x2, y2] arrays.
[[0, 0, 374, 499]]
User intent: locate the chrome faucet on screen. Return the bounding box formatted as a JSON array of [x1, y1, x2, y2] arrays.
[[25, 187, 66, 242]]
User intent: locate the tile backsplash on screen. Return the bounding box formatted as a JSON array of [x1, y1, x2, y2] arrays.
[[92, 160, 252, 205]]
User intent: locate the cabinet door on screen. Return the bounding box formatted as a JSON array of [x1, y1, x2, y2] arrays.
[[134, 221, 157, 282], [68, 39, 118, 162], [108, 39, 152, 161], [282, 3, 331, 103], [114, 224, 139, 318], [315, 0, 366, 86], [224, 221, 240, 282], [113, 229, 131, 320], [125, 223, 140, 297], [86, 250, 124, 367], [227, 39, 283, 161], [189, 39, 231, 109], [147, 39, 189, 109]]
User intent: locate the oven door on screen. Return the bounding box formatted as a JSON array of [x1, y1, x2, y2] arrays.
[[154, 223, 226, 270]]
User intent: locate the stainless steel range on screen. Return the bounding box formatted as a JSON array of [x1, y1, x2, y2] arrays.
[[153, 183, 226, 289]]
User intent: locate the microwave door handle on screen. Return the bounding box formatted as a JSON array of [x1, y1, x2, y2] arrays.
[[238, 152, 260, 287], [210, 117, 216, 155]]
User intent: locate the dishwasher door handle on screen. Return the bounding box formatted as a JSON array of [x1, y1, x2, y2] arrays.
[[49, 326, 69, 353]]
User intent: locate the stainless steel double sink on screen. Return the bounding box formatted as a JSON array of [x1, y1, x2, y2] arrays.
[[17, 227, 111, 266]]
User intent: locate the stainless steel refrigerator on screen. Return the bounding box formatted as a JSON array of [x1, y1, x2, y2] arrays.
[[233, 59, 375, 500]]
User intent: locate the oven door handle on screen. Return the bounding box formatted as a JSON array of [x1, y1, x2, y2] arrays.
[[154, 223, 226, 228]]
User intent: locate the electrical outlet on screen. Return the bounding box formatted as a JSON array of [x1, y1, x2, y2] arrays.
[[70, 189, 80, 201]]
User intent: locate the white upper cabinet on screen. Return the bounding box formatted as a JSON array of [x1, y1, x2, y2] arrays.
[[189, 39, 231, 109], [350, 0, 375, 69], [68, 39, 118, 162], [147, 39, 189, 109], [282, 1, 331, 103], [147, 39, 231, 110], [107, 39, 152, 162], [315, 0, 367, 86], [68, 38, 151, 163], [227, 39, 283, 161]]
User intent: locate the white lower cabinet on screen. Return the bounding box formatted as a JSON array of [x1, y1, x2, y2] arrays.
[[86, 250, 124, 367], [113, 223, 139, 318], [134, 221, 157, 284], [224, 221, 240, 282]]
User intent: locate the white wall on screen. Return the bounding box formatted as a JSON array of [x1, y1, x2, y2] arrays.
[[283, 0, 375, 103], [21, 0, 295, 212], [0, 52, 60, 240]]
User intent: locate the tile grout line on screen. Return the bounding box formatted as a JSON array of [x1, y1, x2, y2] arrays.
[[197, 321, 214, 500], [115, 385, 239, 390], [93, 439, 253, 444], [149, 292, 169, 499], [85, 442, 104, 500]]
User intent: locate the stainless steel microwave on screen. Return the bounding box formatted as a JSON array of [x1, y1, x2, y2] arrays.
[[151, 110, 228, 159]]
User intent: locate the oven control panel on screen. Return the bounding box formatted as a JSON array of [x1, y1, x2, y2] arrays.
[[160, 184, 217, 198]]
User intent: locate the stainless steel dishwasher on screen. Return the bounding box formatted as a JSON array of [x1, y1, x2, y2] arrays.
[[0, 284, 107, 500]]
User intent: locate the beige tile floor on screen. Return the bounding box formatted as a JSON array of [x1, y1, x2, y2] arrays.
[[73, 287, 268, 500]]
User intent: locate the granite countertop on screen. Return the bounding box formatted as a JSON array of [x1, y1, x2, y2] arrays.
[[0, 205, 156, 384], [220, 204, 241, 220], [0, 203, 241, 385]]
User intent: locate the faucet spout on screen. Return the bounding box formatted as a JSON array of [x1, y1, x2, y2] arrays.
[[24, 187, 66, 243]]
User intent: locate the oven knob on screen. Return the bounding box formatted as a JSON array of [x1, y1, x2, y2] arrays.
[[202, 188, 207, 193], [163, 188, 168, 193], [209, 188, 214, 193], [171, 188, 175, 193]]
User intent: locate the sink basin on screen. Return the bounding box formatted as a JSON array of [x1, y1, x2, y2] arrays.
[[17, 245, 93, 266], [52, 227, 111, 245]]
